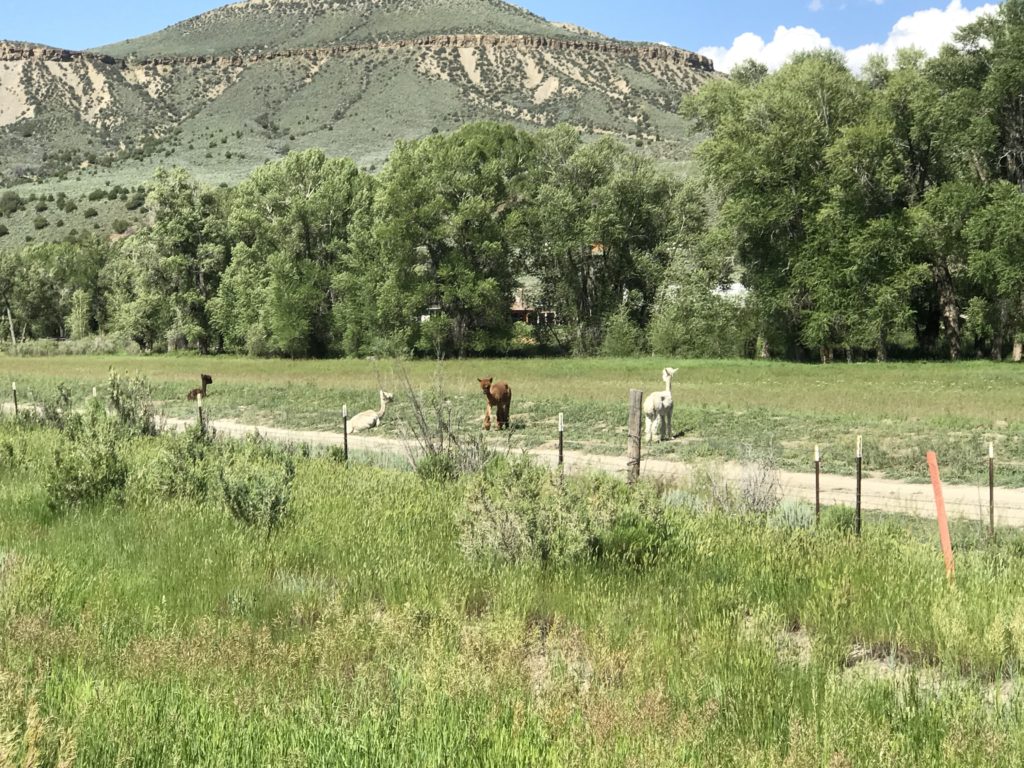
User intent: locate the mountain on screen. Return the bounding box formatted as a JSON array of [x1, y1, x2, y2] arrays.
[[94, 0, 592, 57], [0, 0, 716, 199]]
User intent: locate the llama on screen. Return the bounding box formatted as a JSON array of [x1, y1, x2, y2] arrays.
[[478, 378, 512, 431], [643, 367, 678, 443], [346, 390, 394, 434], [186, 374, 213, 401]]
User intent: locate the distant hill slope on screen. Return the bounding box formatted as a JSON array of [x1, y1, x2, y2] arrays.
[[94, 0, 589, 57], [0, 0, 716, 198]]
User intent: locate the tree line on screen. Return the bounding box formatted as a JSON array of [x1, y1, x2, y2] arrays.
[[1, 0, 1022, 361], [1, 124, 744, 359], [688, 0, 1024, 361]]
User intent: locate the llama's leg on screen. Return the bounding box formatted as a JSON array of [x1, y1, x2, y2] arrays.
[[497, 402, 507, 430], [484, 402, 492, 431], [644, 415, 653, 443], [664, 405, 673, 441]]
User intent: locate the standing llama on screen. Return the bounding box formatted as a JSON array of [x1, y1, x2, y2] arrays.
[[643, 367, 678, 443], [346, 390, 394, 434], [186, 374, 213, 401], [478, 378, 512, 431]]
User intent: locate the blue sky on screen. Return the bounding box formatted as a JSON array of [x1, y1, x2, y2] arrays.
[[0, 0, 1001, 69]]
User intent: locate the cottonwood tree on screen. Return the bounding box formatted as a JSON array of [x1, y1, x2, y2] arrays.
[[107, 168, 229, 351], [361, 122, 533, 357], [513, 126, 674, 353], [212, 149, 367, 357]]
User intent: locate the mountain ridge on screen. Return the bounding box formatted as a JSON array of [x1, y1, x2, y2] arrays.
[[0, 0, 716, 213]]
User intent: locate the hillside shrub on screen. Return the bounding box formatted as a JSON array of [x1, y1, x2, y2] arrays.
[[111, 219, 130, 235], [461, 457, 670, 567], [32, 216, 48, 230], [83, 208, 98, 219], [0, 224, 8, 238], [0, 191, 23, 215]]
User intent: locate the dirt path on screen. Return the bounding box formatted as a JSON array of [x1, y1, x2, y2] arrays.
[[161, 416, 1024, 528]]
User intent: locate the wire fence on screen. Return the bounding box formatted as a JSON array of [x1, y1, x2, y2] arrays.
[[6, 381, 1024, 529]]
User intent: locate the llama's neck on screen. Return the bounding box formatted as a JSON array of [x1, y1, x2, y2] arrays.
[[663, 376, 673, 393], [377, 394, 388, 419], [199, 381, 208, 396]]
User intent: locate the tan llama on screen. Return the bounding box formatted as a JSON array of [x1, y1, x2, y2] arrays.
[[347, 390, 394, 434]]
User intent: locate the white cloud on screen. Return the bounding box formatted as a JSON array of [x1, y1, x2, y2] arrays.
[[698, 0, 1000, 74], [699, 26, 836, 72]]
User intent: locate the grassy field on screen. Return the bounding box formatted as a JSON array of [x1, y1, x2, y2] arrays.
[[3, 354, 1023, 485], [3, 417, 1024, 765]]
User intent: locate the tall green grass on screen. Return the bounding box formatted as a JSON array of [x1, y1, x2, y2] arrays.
[[3, 419, 1024, 764]]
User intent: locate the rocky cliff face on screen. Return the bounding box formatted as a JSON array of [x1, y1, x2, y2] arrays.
[[0, 7, 716, 184]]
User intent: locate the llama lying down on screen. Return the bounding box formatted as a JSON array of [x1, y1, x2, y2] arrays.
[[346, 390, 394, 434], [644, 367, 678, 442], [478, 378, 511, 431], [187, 374, 213, 401]]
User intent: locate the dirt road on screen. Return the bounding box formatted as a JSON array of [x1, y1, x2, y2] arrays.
[[162, 416, 1024, 528]]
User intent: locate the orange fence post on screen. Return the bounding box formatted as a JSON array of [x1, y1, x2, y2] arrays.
[[927, 451, 955, 579]]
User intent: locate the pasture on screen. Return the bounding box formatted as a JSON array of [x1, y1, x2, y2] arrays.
[[3, 355, 1024, 485], [2, 416, 1024, 765]]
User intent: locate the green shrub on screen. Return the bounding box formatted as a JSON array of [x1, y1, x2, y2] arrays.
[[36, 382, 76, 431], [218, 436, 296, 535], [0, 224, 8, 238], [0, 438, 15, 473], [107, 370, 157, 436], [461, 457, 670, 567], [46, 418, 128, 515], [32, 216, 49, 230], [83, 207, 98, 219], [111, 219, 130, 235], [821, 505, 857, 534], [415, 451, 460, 484], [153, 422, 215, 500], [600, 306, 644, 357], [0, 190, 23, 215]]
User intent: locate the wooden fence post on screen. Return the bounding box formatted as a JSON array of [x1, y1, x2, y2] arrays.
[[989, 442, 995, 538], [814, 445, 821, 527], [11, 382, 17, 418], [342, 405, 349, 462], [558, 412, 564, 468], [855, 435, 863, 537], [197, 392, 205, 435], [627, 390, 643, 484]]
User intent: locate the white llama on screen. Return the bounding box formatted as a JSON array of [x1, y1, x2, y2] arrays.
[[643, 368, 678, 443], [346, 390, 394, 434]]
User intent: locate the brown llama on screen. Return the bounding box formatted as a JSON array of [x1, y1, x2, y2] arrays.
[[187, 374, 213, 401], [478, 378, 512, 431]]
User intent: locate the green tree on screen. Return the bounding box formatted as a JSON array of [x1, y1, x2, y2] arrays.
[[966, 181, 1024, 358], [365, 123, 534, 357], [513, 127, 674, 353], [213, 149, 367, 357]]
